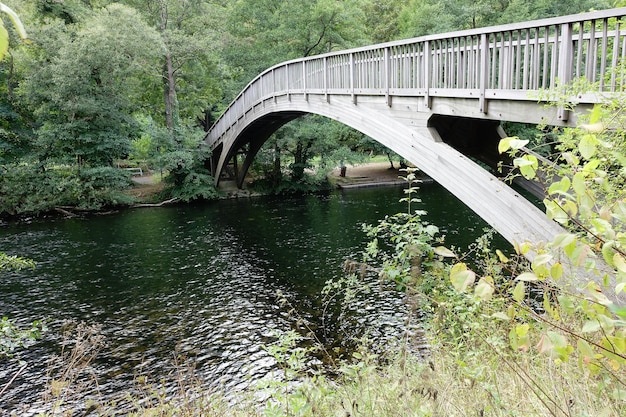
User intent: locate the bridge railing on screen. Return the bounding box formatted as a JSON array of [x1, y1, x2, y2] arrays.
[[208, 7, 626, 148]]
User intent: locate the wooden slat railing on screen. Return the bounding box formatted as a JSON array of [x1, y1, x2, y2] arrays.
[[208, 7, 626, 148]]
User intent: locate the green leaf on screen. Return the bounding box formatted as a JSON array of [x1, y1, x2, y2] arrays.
[[579, 134, 598, 159], [572, 172, 586, 196], [550, 263, 563, 281], [434, 246, 455, 258], [548, 177, 571, 195], [512, 281, 525, 302], [614, 253, 626, 274], [491, 312, 510, 321], [514, 155, 538, 179], [552, 233, 577, 248], [602, 241, 616, 267], [515, 323, 529, 337], [576, 339, 595, 358], [557, 295, 575, 313], [582, 320, 601, 333], [474, 276, 494, 301], [547, 331, 568, 349], [498, 136, 528, 153], [515, 272, 538, 282], [450, 263, 476, 293]]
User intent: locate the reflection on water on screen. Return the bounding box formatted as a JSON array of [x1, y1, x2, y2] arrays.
[[0, 184, 505, 413]]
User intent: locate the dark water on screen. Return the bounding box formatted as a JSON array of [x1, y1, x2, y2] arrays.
[[0, 184, 504, 414]]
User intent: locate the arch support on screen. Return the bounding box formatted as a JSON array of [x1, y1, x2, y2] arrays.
[[207, 93, 564, 248]]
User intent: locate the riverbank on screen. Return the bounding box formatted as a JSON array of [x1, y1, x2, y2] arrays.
[[127, 161, 429, 202]]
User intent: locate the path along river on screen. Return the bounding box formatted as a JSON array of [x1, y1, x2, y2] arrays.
[[0, 183, 506, 414]]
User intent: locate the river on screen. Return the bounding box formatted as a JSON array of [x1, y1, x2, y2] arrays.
[[0, 184, 505, 414]]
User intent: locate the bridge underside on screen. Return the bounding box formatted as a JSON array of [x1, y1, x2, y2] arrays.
[[207, 93, 574, 248]]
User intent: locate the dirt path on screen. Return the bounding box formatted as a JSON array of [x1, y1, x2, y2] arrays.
[[330, 161, 408, 188]]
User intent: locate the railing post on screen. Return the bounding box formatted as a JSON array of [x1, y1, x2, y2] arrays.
[[286, 63, 291, 101], [557, 22, 573, 121], [350, 52, 355, 104], [479, 33, 489, 113], [303, 60, 308, 101], [384, 47, 391, 106], [424, 41, 431, 108], [324, 56, 329, 102], [272, 69, 277, 103]]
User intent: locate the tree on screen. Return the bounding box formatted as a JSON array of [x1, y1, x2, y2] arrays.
[[18, 3, 164, 166], [124, 0, 224, 140], [363, 0, 404, 43]]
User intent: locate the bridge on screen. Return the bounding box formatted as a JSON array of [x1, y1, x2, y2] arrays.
[[204, 8, 626, 252]]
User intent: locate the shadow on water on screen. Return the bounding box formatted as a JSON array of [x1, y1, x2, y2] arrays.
[[0, 183, 509, 414]]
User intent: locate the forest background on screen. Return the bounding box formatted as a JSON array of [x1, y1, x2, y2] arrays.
[[0, 0, 615, 214]]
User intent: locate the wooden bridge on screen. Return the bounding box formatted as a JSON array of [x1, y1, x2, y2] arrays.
[[204, 7, 626, 251]]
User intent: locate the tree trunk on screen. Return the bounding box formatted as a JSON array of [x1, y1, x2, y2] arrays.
[[271, 139, 282, 188], [163, 53, 178, 140]]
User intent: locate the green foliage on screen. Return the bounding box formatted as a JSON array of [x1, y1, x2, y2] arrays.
[[443, 88, 626, 414], [0, 317, 46, 359], [18, 3, 164, 167], [0, 251, 34, 270], [362, 168, 445, 291], [0, 164, 134, 215], [0, 252, 46, 363], [160, 134, 218, 202]]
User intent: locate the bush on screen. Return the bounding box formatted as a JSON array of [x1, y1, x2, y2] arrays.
[[0, 164, 135, 215]]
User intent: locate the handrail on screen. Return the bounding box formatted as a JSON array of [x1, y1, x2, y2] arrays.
[[208, 7, 626, 147]]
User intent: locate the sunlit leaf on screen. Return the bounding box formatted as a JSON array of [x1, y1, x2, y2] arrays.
[[0, 3, 27, 39], [548, 177, 571, 195], [579, 134, 598, 159], [550, 262, 563, 281], [498, 137, 528, 154], [544, 199, 569, 224], [588, 105, 603, 124], [434, 246, 455, 258], [579, 123, 604, 133], [512, 281, 525, 302], [496, 249, 509, 263], [450, 263, 475, 293], [602, 241, 616, 267], [614, 253, 626, 274], [515, 272, 538, 282], [532, 254, 552, 266], [474, 276, 494, 301], [582, 320, 601, 333], [552, 233, 577, 248], [492, 312, 510, 321], [514, 155, 538, 179]]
